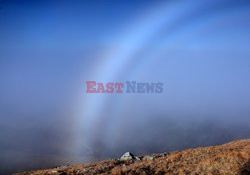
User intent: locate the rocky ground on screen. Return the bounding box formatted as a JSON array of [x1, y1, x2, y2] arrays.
[[16, 139, 250, 175]]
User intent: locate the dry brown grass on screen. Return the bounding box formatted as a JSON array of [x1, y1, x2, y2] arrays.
[[16, 139, 250, 175]]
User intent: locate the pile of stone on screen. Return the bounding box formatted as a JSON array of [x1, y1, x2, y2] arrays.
[[119, 152, 168, 161]]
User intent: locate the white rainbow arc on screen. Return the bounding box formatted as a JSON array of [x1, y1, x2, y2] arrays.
[[71, 0, 224, 160]]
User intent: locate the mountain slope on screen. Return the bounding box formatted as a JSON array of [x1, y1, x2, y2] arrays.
[[16, 139, 250, 175]]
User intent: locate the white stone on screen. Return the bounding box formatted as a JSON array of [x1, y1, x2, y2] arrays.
[[120, 152, 136, 161]]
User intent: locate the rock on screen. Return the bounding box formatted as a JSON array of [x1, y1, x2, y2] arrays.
[[142, 155, 154, 161], [135, 156, 141, 160], [120, 152, 137, 161], [141, 152, 169, 160], [159, 152, 169, 157]]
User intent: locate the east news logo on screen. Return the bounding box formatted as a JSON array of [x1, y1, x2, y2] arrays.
[[86, 81, 163, 93]]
